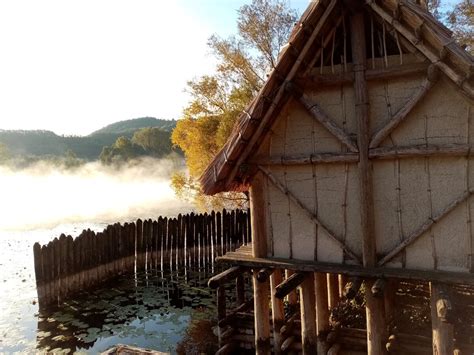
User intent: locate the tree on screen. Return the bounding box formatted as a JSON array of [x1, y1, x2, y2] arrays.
[[446, 0, 474, 54], [172, 0, 297, 210], [99, 136, 145, 164], [131, 127, 172, 157]]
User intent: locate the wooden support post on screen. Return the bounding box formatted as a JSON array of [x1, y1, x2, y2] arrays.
[[300, 273, 317, 354], [250, 172, 270, 354], [430, 282, 454, 355], [270, 269, 285, 354], [384, 280, 396, 330], [365, 279, 388, 355], [327, 273, 340, 309], [350, 7, 386, 354], [315, 272, 330, 354]]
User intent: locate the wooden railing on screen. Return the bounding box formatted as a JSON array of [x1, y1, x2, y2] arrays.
[[33, 209, 251, 308]]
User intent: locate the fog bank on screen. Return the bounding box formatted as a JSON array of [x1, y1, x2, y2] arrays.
[[0, 157, 193, 231]]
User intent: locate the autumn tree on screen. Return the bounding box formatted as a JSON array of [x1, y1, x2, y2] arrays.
[[172, 0, 297, 210], [446, 0, 474, 54]]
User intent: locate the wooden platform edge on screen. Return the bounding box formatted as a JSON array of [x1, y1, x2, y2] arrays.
[[216, 254, 474, 286]]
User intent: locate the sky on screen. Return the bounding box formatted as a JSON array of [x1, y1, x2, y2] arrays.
[[0, 0, 307, 136], [0, 0, 460, 136]]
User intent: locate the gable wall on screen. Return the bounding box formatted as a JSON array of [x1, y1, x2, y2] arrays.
[[255, 57, 474, 273]]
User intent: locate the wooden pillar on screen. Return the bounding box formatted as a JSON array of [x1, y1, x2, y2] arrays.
[[350, 7, 386, 354], [300, 273, 317, 354], [430, 282, 454, 355], [315, 272, 330, 354], [250, 172, 270, 354], [327, 273, 340, 309], [270, 269, 285, 354]]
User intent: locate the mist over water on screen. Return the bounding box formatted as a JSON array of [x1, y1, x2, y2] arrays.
[[0, 157, 193, 231]]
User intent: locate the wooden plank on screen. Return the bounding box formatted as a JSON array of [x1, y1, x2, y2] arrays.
[[327, 273, 340, 309], [216, 253, 474, 286], [275, 271, 307, 299]]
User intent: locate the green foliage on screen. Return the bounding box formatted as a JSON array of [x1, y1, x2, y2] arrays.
[[172, 0, 297, 209], [131, 127, 172, 157], [99, 136, 146, 164], [0, 117, 178, 164]]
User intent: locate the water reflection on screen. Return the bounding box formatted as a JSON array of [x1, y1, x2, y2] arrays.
[[35, 266, 239, 354]]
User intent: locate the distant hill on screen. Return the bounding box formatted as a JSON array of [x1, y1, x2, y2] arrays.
[[90, 117, 177, 136], [0, 117, 178, 161]]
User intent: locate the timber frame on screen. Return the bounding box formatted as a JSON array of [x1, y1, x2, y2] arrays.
[[202, 1, 474, 354]]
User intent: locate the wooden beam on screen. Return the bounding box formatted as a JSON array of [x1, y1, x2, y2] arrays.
[[208, 266, 246, 289], [301, 62, 429, 88], [300, 273, 317, 354], [252, 152, 359, 166], [253, 144, 471, 167], [224, 0, 339, 189], [216, 252, 474, 285], [296, 92, 359, 153], [370, 68, 439, 148], [350, 10, 386, 355], [379, 189, 473, 266], [275, 271, 307, 299], [258, 165, 362, 264], [367, 1, 474, 99], [370, 143, 471, 160], [250, 172, 271, 354]]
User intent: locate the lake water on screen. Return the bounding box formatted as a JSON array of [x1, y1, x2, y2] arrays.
[[0, 225, 232, 354], [0, 161, 238, 354]]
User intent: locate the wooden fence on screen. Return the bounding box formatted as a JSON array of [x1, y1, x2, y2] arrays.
[[33, 209, 251, 308]]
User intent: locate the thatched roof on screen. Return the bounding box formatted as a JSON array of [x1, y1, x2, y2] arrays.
[[200, 0, 474, 195]]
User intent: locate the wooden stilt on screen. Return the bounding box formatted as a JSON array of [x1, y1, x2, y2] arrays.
[[430, 282, 454, 355], [250, 172, 271, 354], [365, 279, 387, 354], [327, 273, 340, 309], [286, 269, 299, 309], [300, 273, 317, 354], [315, 272, 330, 354], [270, 269, 285, 354]]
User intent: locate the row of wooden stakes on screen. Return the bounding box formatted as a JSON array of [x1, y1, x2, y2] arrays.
[[33, 209, 251, 308]]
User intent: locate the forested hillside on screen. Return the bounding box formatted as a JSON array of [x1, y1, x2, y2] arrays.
[[0, 117, 178, 162]]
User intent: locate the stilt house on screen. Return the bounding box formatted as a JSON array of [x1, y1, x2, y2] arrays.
[[203, 0, 474, 354]]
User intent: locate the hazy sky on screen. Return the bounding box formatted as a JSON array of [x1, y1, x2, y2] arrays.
[[0, 0, 459, 136], [0, 0, 307, 136]]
